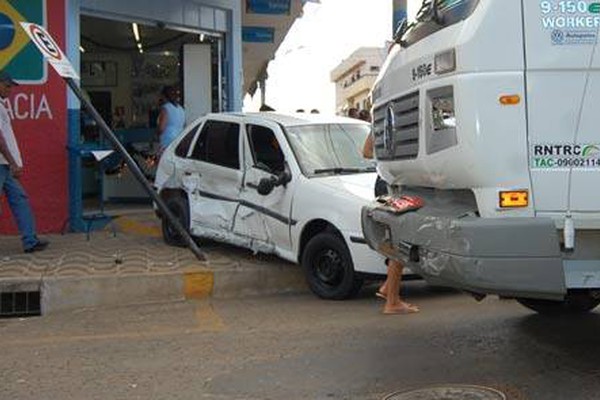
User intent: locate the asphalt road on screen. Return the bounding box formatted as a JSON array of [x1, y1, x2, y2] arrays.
[[1, 282, 600, 400]]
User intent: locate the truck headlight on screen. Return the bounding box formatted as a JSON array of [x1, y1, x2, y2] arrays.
[[431, 95, 456, 131]]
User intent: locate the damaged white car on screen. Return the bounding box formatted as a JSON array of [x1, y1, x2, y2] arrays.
[[154, 112, 387, 299]]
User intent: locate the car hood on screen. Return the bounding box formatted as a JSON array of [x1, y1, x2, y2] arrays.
[[312, 173, 378, 202]]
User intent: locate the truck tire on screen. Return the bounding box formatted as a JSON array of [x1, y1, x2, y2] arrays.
[[161, 194, 190, 247], [516, 291, 600, 315], [301, 232, 363, 300]]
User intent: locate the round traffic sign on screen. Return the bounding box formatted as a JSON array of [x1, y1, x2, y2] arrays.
[[28, 23, 62, 61]]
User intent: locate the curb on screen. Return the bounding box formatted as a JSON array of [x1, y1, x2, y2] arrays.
[[41, 268, 215, 314], [0, 215, 309, 316], [38, 265, 306, 314], [2, 265, 307, 315]]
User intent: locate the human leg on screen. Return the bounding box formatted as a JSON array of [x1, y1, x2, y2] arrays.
[[0, 166, 42, 250], [383, 259, 419, 315], [377, 259, 389, 299]]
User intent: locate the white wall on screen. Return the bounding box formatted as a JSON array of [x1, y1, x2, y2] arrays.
[[183, 44, 212, 123]]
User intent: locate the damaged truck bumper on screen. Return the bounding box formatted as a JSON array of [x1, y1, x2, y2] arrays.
[[361, 191, 569, 301]]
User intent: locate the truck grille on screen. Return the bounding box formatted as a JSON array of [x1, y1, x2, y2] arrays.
[[373, 91, 419, 160]]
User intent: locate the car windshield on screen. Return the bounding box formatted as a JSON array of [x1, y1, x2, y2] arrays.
[[285, 123, 375, 178]]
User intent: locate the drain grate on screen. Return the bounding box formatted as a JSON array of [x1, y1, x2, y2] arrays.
[[383, 385, 507, 400], [0, 291, 41, 318]]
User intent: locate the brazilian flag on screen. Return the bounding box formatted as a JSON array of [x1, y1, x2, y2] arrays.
[[0, 0, 45, 83]]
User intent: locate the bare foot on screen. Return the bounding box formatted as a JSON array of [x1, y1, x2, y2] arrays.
[[382, 302, 420, 315]]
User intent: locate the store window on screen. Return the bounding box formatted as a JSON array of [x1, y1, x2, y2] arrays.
[[78, 15, 224, 208]]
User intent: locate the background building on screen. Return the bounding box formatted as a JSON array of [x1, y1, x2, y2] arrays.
[[330, 46, 385, 115]]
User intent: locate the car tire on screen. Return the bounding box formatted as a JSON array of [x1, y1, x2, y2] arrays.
[[302, 232, 363, 300], [161, 194, 190, 247], [516, 291, 600, 315]]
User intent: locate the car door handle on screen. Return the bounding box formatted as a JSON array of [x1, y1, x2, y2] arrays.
[[183, 171, 200, 177]]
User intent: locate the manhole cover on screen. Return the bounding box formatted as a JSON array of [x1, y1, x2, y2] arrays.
[[383, 385, 506, 400]]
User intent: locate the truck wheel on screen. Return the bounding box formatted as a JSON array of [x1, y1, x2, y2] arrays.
[[161, 194, 190, 247], [301, 232, 363, 300], [516, 291, 600, 315]]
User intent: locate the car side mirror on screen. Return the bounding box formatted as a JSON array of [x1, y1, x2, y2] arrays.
[[257, 176, 277, 196], [256, 164, 292, 196], [277, 163, 292, 187]]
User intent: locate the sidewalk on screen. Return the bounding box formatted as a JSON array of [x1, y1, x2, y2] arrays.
[[0, 213, 307, 315]]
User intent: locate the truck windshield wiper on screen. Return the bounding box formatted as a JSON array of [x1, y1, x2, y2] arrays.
[[429, 0, 444, 25], [313, 166, 376, 175], [414, 0, 443, 26]]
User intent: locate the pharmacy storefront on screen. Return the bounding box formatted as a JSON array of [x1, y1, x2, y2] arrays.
[[0, 0, 242, 234]]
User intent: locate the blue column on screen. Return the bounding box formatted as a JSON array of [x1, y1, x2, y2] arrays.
[[393, 0, 408, 34], [227, 3, 243, 111], [65, 0, 85, 231]]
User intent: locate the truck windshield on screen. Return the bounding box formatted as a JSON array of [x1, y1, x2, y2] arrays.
[[398, 0, 480, 48]]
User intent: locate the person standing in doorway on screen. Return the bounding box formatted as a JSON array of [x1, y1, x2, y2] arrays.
[[0, 72, 48, 253], [157, 85, 185, 153]]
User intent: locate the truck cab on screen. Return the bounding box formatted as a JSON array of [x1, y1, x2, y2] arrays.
[[362, 0, 600, 313]]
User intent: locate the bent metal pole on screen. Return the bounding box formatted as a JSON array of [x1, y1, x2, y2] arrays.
[[65, 78, 206, 262]]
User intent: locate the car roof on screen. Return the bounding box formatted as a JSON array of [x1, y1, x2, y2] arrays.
[[205, 112, 370, 128]]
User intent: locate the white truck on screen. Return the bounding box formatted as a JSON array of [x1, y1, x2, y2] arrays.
[[362, 0, 600, 313]]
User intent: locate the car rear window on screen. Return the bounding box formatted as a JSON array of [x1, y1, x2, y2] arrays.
[[174, 122, 202, 158], [190, 120, 240, 169]]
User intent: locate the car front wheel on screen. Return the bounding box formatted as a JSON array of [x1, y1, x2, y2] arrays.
[[161, 194, 190, 247], [301, 232, 363, 300]]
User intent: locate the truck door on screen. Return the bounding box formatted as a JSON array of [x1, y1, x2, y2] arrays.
[[524, 1, 600, 214]]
